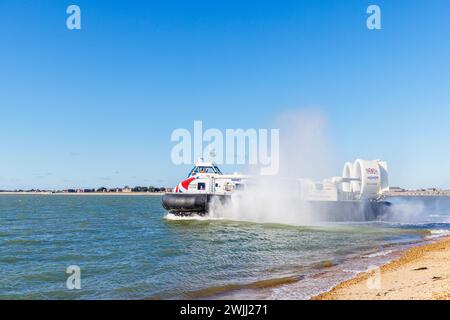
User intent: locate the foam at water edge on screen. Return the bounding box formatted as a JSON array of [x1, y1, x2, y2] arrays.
[[164, 213, 224, 221], [425, 229, 450, 239], [361, 250, 394, 258]]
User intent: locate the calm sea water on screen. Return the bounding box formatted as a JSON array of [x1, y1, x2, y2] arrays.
[[1, 195, 450, 299]]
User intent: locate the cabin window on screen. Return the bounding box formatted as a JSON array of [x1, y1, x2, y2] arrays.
[[198, 183, 206, 191], [188, 167, 197, 177], [188, 165, 222, 177]]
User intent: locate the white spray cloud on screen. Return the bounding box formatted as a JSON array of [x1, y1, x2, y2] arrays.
[[209, 109, 442, 226], [274, 109, 335, 180], [210, 109, 336, 225], [381, 198, 427, 223], [381, 197, 450, 225]]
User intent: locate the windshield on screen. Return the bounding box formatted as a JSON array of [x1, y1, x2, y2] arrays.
[[188, 166, 222, 177]]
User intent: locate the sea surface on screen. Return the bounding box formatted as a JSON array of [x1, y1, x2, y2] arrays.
[[1, 195, 450, 299]]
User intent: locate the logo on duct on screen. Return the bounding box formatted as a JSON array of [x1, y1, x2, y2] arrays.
[[366, 168, 379, 175]]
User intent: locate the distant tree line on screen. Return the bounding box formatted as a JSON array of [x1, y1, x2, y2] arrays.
[[93, 186, 168, 193], [0, 186, 171, 193]]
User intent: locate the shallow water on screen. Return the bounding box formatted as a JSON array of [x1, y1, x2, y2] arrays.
[[0, 195, 449, 299]]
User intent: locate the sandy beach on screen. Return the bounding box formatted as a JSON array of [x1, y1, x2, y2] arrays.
[[314, 237, 450, 300]]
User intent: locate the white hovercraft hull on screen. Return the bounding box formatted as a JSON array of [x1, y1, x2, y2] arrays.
[[162, 193, 392, 221]]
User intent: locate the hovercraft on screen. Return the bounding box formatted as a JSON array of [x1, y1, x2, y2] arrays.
[[162, 158, 393, 221], [162, 159, 245, 215]]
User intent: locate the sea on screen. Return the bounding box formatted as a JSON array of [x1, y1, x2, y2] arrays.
[[1, 195, 449, 299]]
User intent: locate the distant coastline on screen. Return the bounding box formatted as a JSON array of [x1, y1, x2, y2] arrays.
[[0, 185, 172, 195], [1, 187, 449, 196], [386, 187, 450, 197], [0, 192, 165, 196]]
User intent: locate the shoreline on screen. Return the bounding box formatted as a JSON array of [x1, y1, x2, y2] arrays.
[[313, 236, 450, 300], [385, 193, 450, 197], [0, 192, 164, 196]]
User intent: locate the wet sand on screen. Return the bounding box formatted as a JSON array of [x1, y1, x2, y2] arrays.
[[314, 237, 450, 300]]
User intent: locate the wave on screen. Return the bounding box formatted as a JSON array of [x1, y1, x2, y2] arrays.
[[180, 275, 304, 299], [4, 239, 41, 245], [361, 250, 394, 258], [425, 229, 450, 239]]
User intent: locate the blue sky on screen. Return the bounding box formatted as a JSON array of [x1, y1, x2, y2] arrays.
[[1, 0, 449, 189]]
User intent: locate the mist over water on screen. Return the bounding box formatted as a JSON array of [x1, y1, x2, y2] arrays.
[[210, 179, 318, 226], [210, 110, 338, 225], [382, 198, 427, 223], [274, 109, 335, 180], [383, 196, 450, 225], [207, 109, 442, 227]]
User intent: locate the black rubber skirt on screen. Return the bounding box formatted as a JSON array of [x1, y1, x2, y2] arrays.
[[162, 193, 230, 215]]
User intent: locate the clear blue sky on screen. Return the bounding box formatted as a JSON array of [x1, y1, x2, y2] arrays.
[[1, 0, 449, 189]]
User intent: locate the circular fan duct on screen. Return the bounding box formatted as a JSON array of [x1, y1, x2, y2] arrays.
[[352, 159, 382, 200], [342, 162, 354, 193]]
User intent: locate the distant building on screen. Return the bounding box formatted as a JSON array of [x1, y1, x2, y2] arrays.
[[122, 186, 132, 193]]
